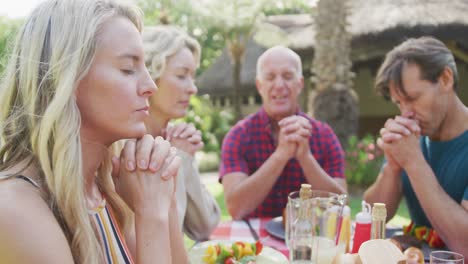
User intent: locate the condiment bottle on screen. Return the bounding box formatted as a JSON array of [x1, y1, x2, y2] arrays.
[[351, 200, 372, 253], [291, 183, 313, 262], [339, 205, 351, 253], [371, 203, 387, 239]]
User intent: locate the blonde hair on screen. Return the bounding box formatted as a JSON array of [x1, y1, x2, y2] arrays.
[[0, 0, 142, 263], [142, 25, 201, 80]]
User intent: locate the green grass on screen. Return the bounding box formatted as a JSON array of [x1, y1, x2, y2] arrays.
[[205, 181, 231, 221], [184, 180, 411, 248], [348, 195, 410, 227], [184, 180, 230, 249]]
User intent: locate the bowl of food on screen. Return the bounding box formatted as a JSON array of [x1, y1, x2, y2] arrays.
[[188, 240, 288, 264]]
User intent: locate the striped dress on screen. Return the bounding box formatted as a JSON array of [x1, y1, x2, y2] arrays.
[[14, 175, 134, 263], [89, 200, 134, 264]]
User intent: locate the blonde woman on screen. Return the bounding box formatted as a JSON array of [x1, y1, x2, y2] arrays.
[[142, 26, 220, 240], [0, 0, 187, 263]]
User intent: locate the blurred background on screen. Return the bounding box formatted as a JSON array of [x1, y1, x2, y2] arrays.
[[3, 0, 468, 240]]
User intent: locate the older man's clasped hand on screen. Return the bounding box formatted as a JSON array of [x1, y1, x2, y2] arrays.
[[277, 115, 313, 162]]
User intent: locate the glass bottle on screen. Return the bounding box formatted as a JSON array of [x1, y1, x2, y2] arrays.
[[371, 203, 387, 239], [291, 183, 312, 263], [339, 205, 351, 253]]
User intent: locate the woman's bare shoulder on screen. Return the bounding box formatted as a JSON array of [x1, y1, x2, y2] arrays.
[[0, 179, 74, 263]]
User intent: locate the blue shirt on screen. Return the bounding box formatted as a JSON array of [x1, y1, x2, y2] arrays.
[[402, 130, 468, 227]]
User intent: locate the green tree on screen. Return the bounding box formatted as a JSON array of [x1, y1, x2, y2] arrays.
[[137, 0, 313, 79], [263, 0, 316, 15], [136, 0, 226, 75], [309, 0, 358, 147], [178, 95, 234, 154], [0, 17, 21, 74], [195, 0, 313, 121], [137, 0, 314, 124], [194, 0, 268, 121]]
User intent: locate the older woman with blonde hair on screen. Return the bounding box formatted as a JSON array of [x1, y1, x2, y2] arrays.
[[0, 0, 187, 263], [142, 25, 220, 241]]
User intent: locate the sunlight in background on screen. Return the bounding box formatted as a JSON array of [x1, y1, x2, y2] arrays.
[[0, 0, 46, 18], [0, 0, 319, 19]]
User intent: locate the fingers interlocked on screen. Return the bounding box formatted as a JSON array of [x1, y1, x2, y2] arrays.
[[121, 135, 181, 179], [379, 115, 420, 144], [279, 115, 312, 142]]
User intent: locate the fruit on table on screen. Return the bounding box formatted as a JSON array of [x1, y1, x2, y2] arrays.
[[403, 222, 415, 235], [254, 241, 263, 255], [413, 226, 427, 240], [224, 257, 235, 264], [425, 229, 445, 248], [402, 221, 445, 248], [404, 247, 424, 264], [202, 241, 263, 264], [202, 245, 218, 264]]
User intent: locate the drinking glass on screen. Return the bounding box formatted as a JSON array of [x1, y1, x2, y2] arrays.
[[285, 190, 300, 248], [286, 190, 347, 264], [430, 251, 464, 264]]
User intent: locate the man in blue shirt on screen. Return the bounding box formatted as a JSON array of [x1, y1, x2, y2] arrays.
[[364, 37, 468, 256]]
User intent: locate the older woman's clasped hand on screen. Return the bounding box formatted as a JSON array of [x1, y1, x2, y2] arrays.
[[111, 135, 181, 216], [165, 122, 204, 157]]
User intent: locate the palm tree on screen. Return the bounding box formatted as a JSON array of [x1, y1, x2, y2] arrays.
[[309, 0, 358, 147], [195, 0, 267, 121]]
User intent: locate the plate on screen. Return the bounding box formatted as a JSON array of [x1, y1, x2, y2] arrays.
[[386, 228, 436, 262], [188, 240, 288, 264], [265, 216, 285, 240]]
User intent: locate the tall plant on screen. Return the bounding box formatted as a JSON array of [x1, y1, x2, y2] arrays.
[[136, 0, 226, 74], [194, 0, 267, 121], [309, 0, 358, 147], [345, 135, 384, 187], [179, 95, 234, 154], [0, 17, 21, 74]]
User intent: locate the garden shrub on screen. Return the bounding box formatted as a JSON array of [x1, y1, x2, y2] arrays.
[[345, 134, 384, 187]]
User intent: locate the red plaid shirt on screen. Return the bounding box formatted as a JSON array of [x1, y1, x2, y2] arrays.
[[219, 108, 345, 218]]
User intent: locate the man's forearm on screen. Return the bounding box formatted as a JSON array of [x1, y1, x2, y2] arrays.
[[406, 161, 468, 256], [298, 153, 347, 194], [363, 164, 403, 220], [224, 152, 289, 219]]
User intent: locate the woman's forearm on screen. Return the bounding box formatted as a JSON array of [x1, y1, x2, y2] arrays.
[[169, 203, 188, 264], [135, 210, 171, 264]]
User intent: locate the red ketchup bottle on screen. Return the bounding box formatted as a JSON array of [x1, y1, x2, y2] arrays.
[[351, 200, 372, 253]]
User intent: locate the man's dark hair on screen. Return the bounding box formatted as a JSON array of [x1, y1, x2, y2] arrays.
[[375, 36, 458, 100]]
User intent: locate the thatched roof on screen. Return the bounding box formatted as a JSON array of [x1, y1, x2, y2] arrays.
[[197, 40, 265, 96], [197, 0, 468, 96]]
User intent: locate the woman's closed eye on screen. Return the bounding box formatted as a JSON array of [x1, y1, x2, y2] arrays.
[[121, 69, 136, 75], [176, 74, 187, 80]]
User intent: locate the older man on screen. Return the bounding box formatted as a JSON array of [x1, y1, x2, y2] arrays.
[[220, 46, 347, 220], [364, 37, 468, 256]]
